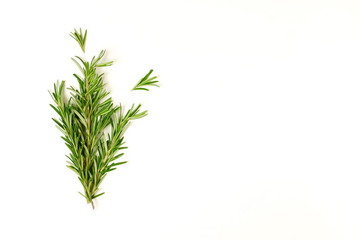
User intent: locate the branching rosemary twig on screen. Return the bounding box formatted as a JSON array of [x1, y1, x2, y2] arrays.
[[50, 28, 157, 209]]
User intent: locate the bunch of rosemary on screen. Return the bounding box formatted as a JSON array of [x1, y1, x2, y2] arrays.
[[50, 28, 159, 209]]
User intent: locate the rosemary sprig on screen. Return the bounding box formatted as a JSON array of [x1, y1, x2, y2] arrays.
[[50, 28, 157, 209], [132, 69, 159, 91], [69, 28, 87, 52]]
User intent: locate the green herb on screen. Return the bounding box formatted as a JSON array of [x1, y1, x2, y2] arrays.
[[69, 28, 87, 52], [50, 28, 158, 209], [133, 69, 159, 91]]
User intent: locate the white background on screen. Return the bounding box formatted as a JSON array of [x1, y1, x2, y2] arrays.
[[0, 0, 361, 239]]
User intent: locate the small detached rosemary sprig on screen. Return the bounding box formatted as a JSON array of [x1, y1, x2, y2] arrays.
[[132, 69, 159, 91], [50, 28, 158, 209], [69, 28, 87, 52]]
